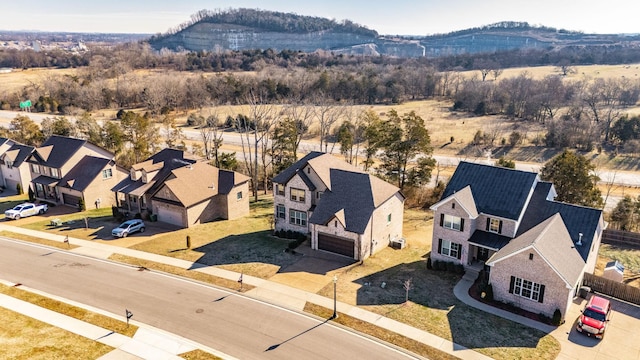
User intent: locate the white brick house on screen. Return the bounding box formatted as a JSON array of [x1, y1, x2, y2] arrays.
[[430, 162, 604, 318], [272, 152, 405, 260]]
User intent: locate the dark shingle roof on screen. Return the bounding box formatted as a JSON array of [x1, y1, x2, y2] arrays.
[[309, 169, 375, 234], [58, 156, 111, 192], [442, 162, 538, 220], [518, 181, 602, 261], [4, 143, 35, 167], [468, 230, 512, 250], [30, 135, 87, 168], [271, 152, 325, 185]]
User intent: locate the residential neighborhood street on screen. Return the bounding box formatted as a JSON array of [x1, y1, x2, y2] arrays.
[[0, 237, 418, 360]]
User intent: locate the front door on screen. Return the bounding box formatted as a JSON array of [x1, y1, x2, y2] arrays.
[[477, 247, 489, 262]]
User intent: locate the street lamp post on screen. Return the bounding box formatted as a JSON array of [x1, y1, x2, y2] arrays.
[[332, 275, 338, 319]]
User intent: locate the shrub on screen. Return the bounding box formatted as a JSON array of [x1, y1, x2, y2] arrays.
[[509, 131, 523, 146], [484, 284, 494, 301], [446, 261, 456, 272], [16, 183, 23, 195], [539, 313, 550, 324], [438, 260, 448, 271], [134, 212, 142, 219], [286, 230, 294, 239], [552, 309, 563, 326], [77, 198, 86, 211], [112, 206, 119, 218], [455, 264, 465, 274], [116, 109, 125, 119], [426, 257, 433, 270], [28, 187, 35, 201]]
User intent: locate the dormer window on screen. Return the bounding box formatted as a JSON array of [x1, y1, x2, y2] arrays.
[[290, 188, 305, 202]]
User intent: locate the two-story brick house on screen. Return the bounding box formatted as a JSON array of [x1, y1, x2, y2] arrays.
[[112, 149, 249, 227], [430, 162, 604, 318], [25, 135, 127, 208], [272, 152, 405, 260], [0, 137, 34, 193]]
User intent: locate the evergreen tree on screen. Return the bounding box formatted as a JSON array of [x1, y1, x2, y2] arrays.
[[540, 150, 603, 208]]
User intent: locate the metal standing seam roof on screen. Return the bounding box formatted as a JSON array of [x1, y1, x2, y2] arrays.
[[441, 162, 538, 220]]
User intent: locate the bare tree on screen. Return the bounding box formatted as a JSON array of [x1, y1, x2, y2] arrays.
[[403, 278, 413, 305], [284, 97, 315, 158], [314, 95, 344, 153], [199, 107, 224, 164]]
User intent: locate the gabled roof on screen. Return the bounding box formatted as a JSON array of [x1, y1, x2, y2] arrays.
[[431, 185, 478, 217], [309, 169, 400, 234], [272, 152, 325, 185], [519, 181, 603, 262], [441, 162, 538, 220], [2, 143, 35, 167], [487, 214, 585, 288], [158, 162, 249, 207], [111, 148, 197, 196], [29, 135, 87, 168], [58, 156, 112, 192]]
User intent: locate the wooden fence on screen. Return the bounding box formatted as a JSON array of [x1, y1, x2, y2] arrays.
[[602, 229, 640, 249], [582, 273, 640, 306]]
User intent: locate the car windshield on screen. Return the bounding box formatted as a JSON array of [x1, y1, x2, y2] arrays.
[[13, 205, 25, 210], [583, 308, 606, 322], [117, 223, 130, 229]]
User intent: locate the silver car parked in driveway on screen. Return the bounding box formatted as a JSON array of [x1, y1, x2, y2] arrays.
[[112, 219, 145, 238]]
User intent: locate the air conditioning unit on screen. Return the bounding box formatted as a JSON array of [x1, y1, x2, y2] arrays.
[[390, 238, 406, 250]]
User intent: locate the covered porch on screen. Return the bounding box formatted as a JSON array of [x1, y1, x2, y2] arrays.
[[467, 229, 511, 267], [32, 175, 60, 204], [112, 177, 151, 216]]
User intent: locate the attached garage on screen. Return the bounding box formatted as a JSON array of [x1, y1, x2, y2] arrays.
[[157, 206, 184, 227], [62, 193, 81, 207], [318, 233, 355, 258], [3, 179, 18, 193]]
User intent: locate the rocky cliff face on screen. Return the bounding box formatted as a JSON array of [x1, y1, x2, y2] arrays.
[[150, 23, 426, 57]]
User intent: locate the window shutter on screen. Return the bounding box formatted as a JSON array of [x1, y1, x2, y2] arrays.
[[486, 218, 490, 231], [498, 220, 503, 234], [509, 276, 515, 294], [440, 214, 444, 226], [538, 285, 545, 303], [438, 239, 442, 254], [460, 218, 465, 232], [456, 244, 462, 260]]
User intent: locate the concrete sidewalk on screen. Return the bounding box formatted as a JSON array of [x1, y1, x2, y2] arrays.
[[0, 223, 492, 360]]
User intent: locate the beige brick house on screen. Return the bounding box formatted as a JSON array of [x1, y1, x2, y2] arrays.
[[430, 162, 604, 318], [0, 137, 34, 193], [113, 149, 249, 228], [272, 152, 405, 260], [25, 135, 127, 208]]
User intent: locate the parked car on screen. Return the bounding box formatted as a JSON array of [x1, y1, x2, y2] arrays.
[[576, 295, 611, 339], [111, 219, 145, 238], [4, 202, 48, 220]]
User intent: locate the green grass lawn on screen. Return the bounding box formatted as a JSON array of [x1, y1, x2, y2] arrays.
[[21, 207, 119, 240]]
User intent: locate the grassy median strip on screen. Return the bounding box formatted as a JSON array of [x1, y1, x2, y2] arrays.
[[0, 306, 114, 359], [0, 230, 78, 250], [304, 302, 460, 360], [109, 253, 254, 292], [0, 283, 137, 337]]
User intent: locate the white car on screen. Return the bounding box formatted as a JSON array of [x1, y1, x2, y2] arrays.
[[4, 203, 48, 220], [111, 219, 146, 238]]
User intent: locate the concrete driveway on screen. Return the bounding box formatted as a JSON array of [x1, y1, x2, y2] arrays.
[[553, 294, 640, 360]]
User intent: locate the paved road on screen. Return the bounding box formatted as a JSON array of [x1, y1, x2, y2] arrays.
[[0, 238, 416, 360], [3, 110, 640, 189]]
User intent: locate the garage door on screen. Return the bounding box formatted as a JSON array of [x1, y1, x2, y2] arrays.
[[4, 179, 18, 193], [318, 233, 355, 258], [157, 207, 184, 227], [62, 193, 81, 207]]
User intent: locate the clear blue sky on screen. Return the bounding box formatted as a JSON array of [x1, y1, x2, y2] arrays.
[[2, 0, 638, 35]]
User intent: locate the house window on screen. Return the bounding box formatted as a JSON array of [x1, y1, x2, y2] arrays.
[[334, 220, 338, 227], [276, 205, 285, 219], [289, 209, 307, 226], [529, 253, 534, 260], [276, 184, 285, 196], [452, 203, 455, 209], [5, 160, 13, 168], [290, 188, 305, 202], [237, 191, 243, 200], [51, 168, 59, 178], [488, 218, 501, 233], [439, 239, 461, 259], [387, 213, 392, 223], [31, 164, 40, 173], [511, 277, 544, 302], [441, 214, 463, 231], [102, 168, 112, 179]]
